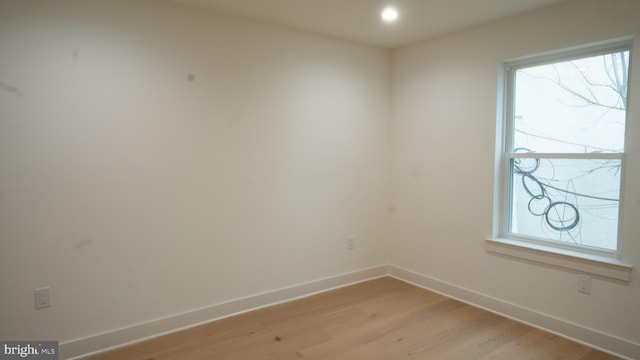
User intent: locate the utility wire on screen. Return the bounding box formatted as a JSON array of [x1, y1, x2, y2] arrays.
[[515, 129, 622, 153]]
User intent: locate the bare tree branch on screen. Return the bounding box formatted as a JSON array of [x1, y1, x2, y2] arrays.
[[522, 52, 628, 112]]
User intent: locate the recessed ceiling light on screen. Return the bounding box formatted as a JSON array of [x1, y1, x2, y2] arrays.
[[381, 6, 399, 23]]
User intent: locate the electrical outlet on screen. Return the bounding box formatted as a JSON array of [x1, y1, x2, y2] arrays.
[[35, 287, 51, 309], [577, 275, 591, 294], [346, 236, 355, 250]]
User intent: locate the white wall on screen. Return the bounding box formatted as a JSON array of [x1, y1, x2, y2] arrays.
[[390, 0, 640, 348], [0, 0, 390, 345], [3, 0, 640, 356]]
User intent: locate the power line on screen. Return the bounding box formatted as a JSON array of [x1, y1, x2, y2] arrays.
[[515, 129, 621, 153]]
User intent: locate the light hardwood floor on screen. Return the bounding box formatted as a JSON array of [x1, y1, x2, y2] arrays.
[[86, 277, 620, 359]]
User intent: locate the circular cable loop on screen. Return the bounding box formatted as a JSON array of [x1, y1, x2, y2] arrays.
[[545, 201, 580, 231], [527, 196, 551, 217], [521, 173, 546, 199], [512, 147, 581, 233], [513, 147, 540, 175]]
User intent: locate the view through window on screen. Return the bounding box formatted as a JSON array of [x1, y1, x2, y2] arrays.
[[504, 42, 631, 252]]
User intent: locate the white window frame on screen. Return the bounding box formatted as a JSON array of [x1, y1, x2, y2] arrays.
[[487, 39, 633, 282]]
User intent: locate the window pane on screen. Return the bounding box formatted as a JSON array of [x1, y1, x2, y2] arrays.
[[513, 51, 629, 153], [509, 158, 620, 250]]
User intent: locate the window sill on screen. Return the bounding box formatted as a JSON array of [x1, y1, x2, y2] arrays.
[[485, 238, 632, 282]]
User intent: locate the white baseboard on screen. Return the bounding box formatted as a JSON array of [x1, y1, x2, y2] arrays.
[[387, 264, 640, 360], [61, 264, 640, 360], [60, 265, 389, 359]]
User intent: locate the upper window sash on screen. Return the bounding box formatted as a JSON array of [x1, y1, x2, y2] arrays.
[[503, 38, 632, 156]]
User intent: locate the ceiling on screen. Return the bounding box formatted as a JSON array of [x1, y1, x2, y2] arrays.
[[170, 0, 568, 48]]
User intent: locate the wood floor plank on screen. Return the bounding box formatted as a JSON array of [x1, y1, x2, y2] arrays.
[[85, 277, 621, 360]]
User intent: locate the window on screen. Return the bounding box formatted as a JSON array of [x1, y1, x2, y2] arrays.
[[498, 40, 631, 255]]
